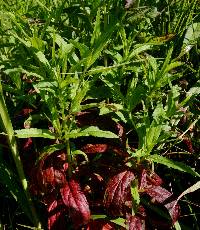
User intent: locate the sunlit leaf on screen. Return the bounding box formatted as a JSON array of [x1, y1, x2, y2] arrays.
[[60, 179, 90, 228], [15, 128, 56, 139], [66, 126, 118, 139], [104, 170, 135, 216], [147, 154, 200, 177]]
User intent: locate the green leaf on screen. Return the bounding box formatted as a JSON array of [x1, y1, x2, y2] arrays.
[[147, 154, 200, 177], [70, 40, 89, 58], [145, 103, 166, 153], [145, 122, 163, 154], [70, 81, 90, 113], [175, 181, 200, 204], [181, 80, 200, 106], [101, 74, 124, 101], [110, 217, 126, 228], [0, 157, 32, 221], [15, 128, 56, 139], [37, 144, 65, 163], [72, 150, 89, 162], [163, 61, 183, 74], [165, 85, 180, 117], [126, 84, 146, 111], [99, 103, 123, 115], [129, 44, 152, 60], [90, 8, 101, 47], [183, 23, 200, 46], [66, 126, 118, 139], [91, 215, 107, 220], [86, 19, 118, 69], [131, 179, 140, 214], [33, 81, 57, 93], [35, 51, 52, 73]]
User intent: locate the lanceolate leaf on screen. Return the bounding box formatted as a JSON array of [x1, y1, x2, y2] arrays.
[[147, 154, 200, 177], [86, 18, 118, 69], [60, 179, 90, 229], [48, 199, 67, 230], [131, 180, 140, 214], [104, 170, 135, 216], [15, 128, 56, 139], [0, 160, 32, 221], [37, 144, 66, 163], [66, 126, 119, 139], [176, 181, 200, 202], [167, 181, 200, 223]]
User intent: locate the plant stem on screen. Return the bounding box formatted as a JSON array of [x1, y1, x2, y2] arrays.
[[0, 82, 41, 228], [66, 138, 72, 178]]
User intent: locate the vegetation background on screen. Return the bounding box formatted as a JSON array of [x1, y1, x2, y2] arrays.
[[0, 0, 199, 229]]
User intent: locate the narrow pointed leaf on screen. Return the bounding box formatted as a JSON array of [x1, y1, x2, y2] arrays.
[[167, 181, 200, 223], [66, 126, 118, 139], [15, 128, 56, 139], [48, 199, 67, 230], [147, 155, 200, 177]]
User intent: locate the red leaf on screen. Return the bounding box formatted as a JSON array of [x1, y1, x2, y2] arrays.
[[145, 186, 172, 203], [87, 220, 121, 230], [48, 199, 67, 230], [145, 186, 180, 224], [104, 170, 135, 216], [36, 166, 66, 193], [23, 138, 33, 149], [60, 179, 90, 229], [82, 144, 128, 157], [116, 122, 126, 145], [165, 200, 180, 224], [126, 215, 143, 230], [31, 151, 68, 194], [147, 172, 163, 187], [183, 136, 194, 153], [139, 170, 162, 190], [82, 144, 109, 153], [21, 108, 34, 116]]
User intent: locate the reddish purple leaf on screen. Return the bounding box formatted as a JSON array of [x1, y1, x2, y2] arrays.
[[126, 215, 143, 230], [23, 138, 33, 149], [82, 144, 109, 153], [87, 220, 121, 230], [111, 146, 129, 157], [145, 186, 172, 203], [60, 179, 90, 229], [82, 143, 128, 157], [104, 170, 135, 216], [31, 151, 68, 194], [36, 165, 66, 193], [116, 122, 126, 145], [183, 136, 194, 153], [21, 108, 34, 116], [145, 185, 180, 224], [48, 199, 67, 230], [147, 172, 163, 187], [139, 170, 163, 190], [165, 200, 180, 224]]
